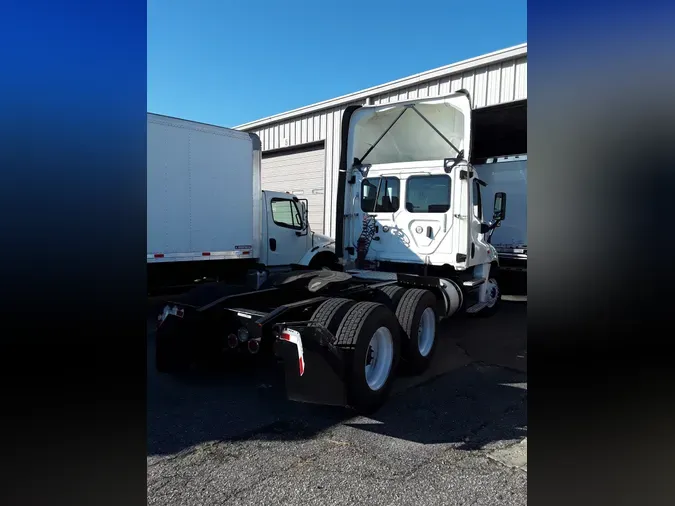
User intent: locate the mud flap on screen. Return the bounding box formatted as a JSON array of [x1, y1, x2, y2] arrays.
[[274, 325, 349, 407]]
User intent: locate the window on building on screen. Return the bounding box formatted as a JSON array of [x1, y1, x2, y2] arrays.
[[361, 177, 400, 212], [271, 199, 303, 230], [405, 175, 451, 213]]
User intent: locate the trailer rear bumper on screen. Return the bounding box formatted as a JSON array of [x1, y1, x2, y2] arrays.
[[273, 324, 349, 408]]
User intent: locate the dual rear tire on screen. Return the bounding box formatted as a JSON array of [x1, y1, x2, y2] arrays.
[[310, 286, 439, 413], [311, 298, 400, 413]]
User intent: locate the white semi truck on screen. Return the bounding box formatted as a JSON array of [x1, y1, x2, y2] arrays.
[[147, 113, 337, 294], [155, 91, 510, 413]]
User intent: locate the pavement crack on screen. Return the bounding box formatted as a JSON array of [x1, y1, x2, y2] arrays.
[[456, 399, 527, 451]]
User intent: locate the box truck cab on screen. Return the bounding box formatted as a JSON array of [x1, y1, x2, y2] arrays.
[[261, 190, 335, 269]]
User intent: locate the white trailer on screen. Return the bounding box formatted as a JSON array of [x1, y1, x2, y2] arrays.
[[474, 154, 527, 271], [147, 113, 336, 293]]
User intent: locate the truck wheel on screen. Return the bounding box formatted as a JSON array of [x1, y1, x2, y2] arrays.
[[311, 297, 357, 334], [308, 252, 340, 271], [333, 302, 400, 414], [374, 285, 407, 311], [393, 289, 438, 374], [471, 277, 501, 318]]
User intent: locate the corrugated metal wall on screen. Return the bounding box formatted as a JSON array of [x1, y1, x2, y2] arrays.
[[246, 56, 527, 237]]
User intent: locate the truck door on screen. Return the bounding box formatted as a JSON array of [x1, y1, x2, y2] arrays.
[[265, 194, 309, 267], [449, 164, 472, 270]]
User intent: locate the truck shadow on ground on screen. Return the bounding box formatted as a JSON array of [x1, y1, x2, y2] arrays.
[[148, 300, 527, 457]]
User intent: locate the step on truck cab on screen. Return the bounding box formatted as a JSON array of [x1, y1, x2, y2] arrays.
[[155, 92, 509, 413]]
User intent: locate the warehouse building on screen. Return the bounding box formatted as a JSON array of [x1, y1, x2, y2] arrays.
[[236, 43, 527, 236]]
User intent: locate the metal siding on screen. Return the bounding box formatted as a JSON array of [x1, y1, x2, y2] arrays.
[[486, 63, 503, 106], [243, 56, 527, 237], [515, 57, 527, 100], [500, 59, 516, 103], [473, 67, 488, 108], [261, 146, 326, 234]]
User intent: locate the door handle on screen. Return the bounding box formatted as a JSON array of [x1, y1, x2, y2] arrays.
[[426, 226, 433, 238], [269, 238, 277, 251]]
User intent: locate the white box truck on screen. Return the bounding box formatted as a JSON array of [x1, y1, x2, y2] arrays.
[[147, 113, 337, 294]]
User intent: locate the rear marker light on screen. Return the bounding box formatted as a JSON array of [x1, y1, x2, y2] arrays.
[[154, 253, 164, 258], [202, 252, 210, 256]]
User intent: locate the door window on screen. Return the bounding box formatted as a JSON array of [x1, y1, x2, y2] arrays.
[[473, 178, 483, 220], [361, 177, 400, 212], [405, 175, 451, 213], [271, 199, 303, 230]]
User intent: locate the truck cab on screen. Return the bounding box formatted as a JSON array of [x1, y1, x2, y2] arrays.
[[260, 190, 335, 269], [337, 91, 503, 313]]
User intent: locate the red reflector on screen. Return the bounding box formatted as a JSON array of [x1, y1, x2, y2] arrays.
[[202, 252, 210, 256], [154, 253, 164, 258], [280, 332, 291, 341], [242, 251, 250, 255], [298, 357, 305, 376]]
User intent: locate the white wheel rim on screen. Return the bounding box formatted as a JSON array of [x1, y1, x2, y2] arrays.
[[486, 278, 500, 308], [417, 307, 436, 357], [364, 326, 394, 391]]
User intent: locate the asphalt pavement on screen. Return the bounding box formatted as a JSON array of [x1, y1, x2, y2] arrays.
[[148, 298, 527, 506]]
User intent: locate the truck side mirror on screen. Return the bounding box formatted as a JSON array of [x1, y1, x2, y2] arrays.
[[295, 199, 309, 236], [493, 192, 506, 222]]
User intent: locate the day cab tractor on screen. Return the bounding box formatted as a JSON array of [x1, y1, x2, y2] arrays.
[[155, 90, 508, 413]]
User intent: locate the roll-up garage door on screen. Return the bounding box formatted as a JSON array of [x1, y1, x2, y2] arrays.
[[261, 144, 326, 234]]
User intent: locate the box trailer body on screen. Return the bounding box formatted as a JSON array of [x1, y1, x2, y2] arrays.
[[147, 113, 261, 263], [474, 154, 527, 271]]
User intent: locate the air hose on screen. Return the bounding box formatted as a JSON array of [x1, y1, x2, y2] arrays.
[[355, 214, 377, 269]]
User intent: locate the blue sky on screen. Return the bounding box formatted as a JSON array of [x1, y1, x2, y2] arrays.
[[148, 0, 526, 128]]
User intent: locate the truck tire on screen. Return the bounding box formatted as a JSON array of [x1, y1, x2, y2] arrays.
[[333, 301, 401, 414], [393, 289, 438, 374], [310, 298, 357, 334], [374, 285, 407, 311], [308, 252, 340, 271], [469, 264, 502, 318], [470, 277, 501, 318]]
